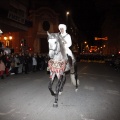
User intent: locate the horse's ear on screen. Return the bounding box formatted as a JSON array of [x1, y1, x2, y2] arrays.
[[47, 31, 50, 36], [55, 33, 58, 37]]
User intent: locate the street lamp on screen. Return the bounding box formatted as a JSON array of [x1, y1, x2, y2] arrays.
[[9, 36, 12, 40], [4, 36, 8, 40], [66, 11, 70, 25], [66, 11, 69, 16], [4, 35, 12, 47]]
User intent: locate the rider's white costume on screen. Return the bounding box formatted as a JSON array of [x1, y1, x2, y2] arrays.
[[58, 24, 75, 61]]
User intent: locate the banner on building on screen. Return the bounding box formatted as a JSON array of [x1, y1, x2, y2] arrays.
[[95, 37, 108, 40], [8, 1, 27, 24]]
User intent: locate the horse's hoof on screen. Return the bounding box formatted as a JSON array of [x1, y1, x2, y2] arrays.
[[59, 91, 62, 95], [53, 102, 58, 107], [75, 88, 78, 92], [51, 93, 56, 96], [51, 92, 56, 96]]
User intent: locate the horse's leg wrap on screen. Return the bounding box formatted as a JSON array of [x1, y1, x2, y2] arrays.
[[75, 73, 78, 89], [59, 74, 66, 92], [74, 62, 78, 89], [54, 77, 62, 103], [48, 80, 55, 96]]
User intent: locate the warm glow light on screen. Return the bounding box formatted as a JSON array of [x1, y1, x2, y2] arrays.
[[4, 36, 8, 40], [66, 11, 69, 15], [9, 36, 12, 40], [21, 43, 23, 46], [103, 45, 106, 47]]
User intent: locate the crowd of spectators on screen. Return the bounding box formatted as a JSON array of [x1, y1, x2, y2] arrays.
[[0, 52, 50, 79], [1, 52, 119, 79]]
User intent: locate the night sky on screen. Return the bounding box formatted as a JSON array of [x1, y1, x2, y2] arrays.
[[53, 0, 120, 44], [47, 0, 105, 44], [29, 0, 120, 45]]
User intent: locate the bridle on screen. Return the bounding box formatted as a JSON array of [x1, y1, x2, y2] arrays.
[[49, 38, 60, 56]]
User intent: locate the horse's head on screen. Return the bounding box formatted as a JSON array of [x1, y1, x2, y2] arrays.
[[47, 32, 61, 59]]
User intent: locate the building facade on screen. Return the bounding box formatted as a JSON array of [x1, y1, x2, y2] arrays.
[[25, 7, 59, 53], [0, 0, 80, 54], [0, 0, 32, 53]]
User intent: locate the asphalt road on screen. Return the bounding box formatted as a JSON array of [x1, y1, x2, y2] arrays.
[[0, 62, 120, 120]]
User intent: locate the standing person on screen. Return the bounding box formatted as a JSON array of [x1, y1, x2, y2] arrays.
[[18, 53, 24, 74], [24, 55, 29, 74], [14, 54, 20, 74], [0, 58, 5, 79], [28, 53, 33, 72], [5, 55, 11, 76], [9, 54, 15, 75], [32, 54, 37, 72], [58, 24, 75, 62]]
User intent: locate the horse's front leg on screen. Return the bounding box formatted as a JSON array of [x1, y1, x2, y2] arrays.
[[59, 74, 66, 95], [53, 77, 62, 107], [48, 80, 56, 96], [75, 72, 78, 92]]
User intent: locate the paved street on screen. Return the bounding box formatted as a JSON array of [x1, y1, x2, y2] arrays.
[[0, 62, 120, 120]]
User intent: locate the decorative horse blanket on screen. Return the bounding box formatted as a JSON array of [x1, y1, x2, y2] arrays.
[[48, 59, 66, 80]]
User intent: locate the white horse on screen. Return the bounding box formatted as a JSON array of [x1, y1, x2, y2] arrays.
[[47, 32, 79, 107]]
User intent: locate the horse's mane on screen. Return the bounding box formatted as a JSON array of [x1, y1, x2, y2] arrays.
[[57, 34, 67, 60], [48, 33, 67, 60]]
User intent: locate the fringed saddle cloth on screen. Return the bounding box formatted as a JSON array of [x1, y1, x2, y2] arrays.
[[48, 59, 66, 80]]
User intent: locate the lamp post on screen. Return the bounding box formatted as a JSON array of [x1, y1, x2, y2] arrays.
[[4, 35, 12, 47]]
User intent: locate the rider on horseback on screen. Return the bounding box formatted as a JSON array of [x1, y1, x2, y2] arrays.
[[58, 24, 75, 63]]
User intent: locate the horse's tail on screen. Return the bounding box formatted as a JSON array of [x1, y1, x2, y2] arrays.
[[70, 62, 80, 87]]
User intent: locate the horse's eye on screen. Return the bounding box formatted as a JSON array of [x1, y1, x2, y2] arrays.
[[55, 41, 57, 44]]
